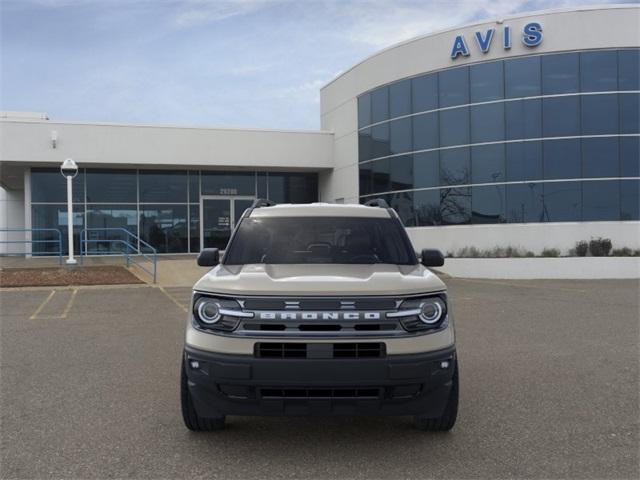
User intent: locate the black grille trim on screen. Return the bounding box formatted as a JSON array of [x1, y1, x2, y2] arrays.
[[255, 342, 386, 359], [260, 388, 382, 399]]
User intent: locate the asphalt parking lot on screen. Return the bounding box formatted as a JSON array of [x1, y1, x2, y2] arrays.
[[1, 278, 638, 479]]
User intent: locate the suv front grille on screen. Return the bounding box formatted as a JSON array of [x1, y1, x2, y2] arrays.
[[255, 342, 385, 359], [260, 388, 382, 399], [243, 298, 397, 311]]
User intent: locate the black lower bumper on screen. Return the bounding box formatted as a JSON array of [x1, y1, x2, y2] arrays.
[[184, 344, 456, 417]]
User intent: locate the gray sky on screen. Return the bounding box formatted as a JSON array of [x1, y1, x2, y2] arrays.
[[1, 0, 633, 130]]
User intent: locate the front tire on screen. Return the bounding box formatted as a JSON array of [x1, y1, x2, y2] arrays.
[[414, 363, 459, 432], [181, 359, 226, 431]]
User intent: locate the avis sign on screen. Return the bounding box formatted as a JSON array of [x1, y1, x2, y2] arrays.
[[450, 22, 543, 59]]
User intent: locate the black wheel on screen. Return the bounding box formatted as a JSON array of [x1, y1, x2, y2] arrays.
[[181, 359, 226, 431], [414, 363, 459, 432]]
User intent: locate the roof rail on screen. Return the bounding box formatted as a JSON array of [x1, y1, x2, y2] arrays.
[[364, 198, 390, 208], [251, 198, 277, 209]]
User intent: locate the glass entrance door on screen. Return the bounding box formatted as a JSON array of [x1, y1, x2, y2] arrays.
[[200, 196, 254, 250]]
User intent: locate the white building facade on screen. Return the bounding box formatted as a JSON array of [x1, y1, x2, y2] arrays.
[[1, 5, 639, 256]]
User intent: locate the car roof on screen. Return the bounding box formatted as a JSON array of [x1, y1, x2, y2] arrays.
[[248, 203, 392, 218]]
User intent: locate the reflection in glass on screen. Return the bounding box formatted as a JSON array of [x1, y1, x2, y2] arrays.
[[372, 159, 391, 193], [618, 49, 640, 91], [544, 139, 581, 180], [86, 169, 136, 203], [582, 138, 619, 178], [358, 94, 371, 128], [412, 112, 439, 151], [471, 185, 505, 224], [470, 61, 504, 102], [439, 107, 469, 147], [541, 53, 579, 94], [359, 163, 373, 196], [31, 204, 84, 255], [359, 128, 373, 162], [440, 187, 471, 225], [189, 171, 200, 203], [542, 96, 580, 137], [505, 99, 542, 140], [189, 205, 200, 253], [202, 171, 255, 196], [620, 180, 639, 220], [413, 151, 439, 189], [413, 189, 441, 226], [86, 205, 138, 253], [470, 103, 504, 143], [139, 205, 188, 253], [390, 155, 413, 191], [440, 148, 470, 186], [583, 180, 620, 221], [543, 182, 581, 222], [268, 173, 317, 203], [412, 74, 438, 113], [439, 67, 469, 108], [505, 56, 541, 98], [620, 92, 639, 134], [506, 183, 543, 223], [621, 137, 640, 177], [371, 87, 389, 123], [471, 144, 505, 184], [388, 191, 415, 226], [32, 168, 85, 203], [389, 117, 412, 155], [581, 94, 619, 135], [506, 142, 543, 182], [581, 51, 618, 92], [371, 123, 390, 159], [139, 170, 187, 203], [389, 79, 411, 118]]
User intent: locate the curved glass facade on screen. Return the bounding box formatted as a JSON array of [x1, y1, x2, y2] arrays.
[[358, 49, 640, 226]]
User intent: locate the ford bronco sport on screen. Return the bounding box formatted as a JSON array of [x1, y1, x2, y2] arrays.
[[181, 199, 458, 431]]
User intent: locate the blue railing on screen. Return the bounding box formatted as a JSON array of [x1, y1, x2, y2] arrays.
[[80, 228, 157, 283], [0, 228, 63, 264]]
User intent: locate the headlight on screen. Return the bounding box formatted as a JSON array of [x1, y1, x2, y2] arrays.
[[192, 294, 253, 331], [388, 294, 447, 332]]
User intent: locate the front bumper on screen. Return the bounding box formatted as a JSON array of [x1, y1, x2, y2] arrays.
[[184, 345, 456, 417]]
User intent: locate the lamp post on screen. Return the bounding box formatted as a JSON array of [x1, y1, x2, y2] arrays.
[[60, 158, 78, 265]]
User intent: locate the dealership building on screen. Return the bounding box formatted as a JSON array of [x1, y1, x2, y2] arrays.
[[1, 5, 638, 257]]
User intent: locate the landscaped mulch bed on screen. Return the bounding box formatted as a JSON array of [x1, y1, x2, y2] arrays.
[[0, 266, 143, 287]]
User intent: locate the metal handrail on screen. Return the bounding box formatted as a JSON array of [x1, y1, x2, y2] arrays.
[[80, 228, 157, 283], [0, 228, 63, 264]]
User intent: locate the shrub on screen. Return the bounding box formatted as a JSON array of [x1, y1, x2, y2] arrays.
[[611, 247, 640, 257], [446, 251, 455, 258], [540, 248, 560, 257], [589, 237, 612, 257], [575, 241, 589, 257]]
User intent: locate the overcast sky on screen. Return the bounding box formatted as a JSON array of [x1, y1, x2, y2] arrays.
[[1, 0, 634, 130]]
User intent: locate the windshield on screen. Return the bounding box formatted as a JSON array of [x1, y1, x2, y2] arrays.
[[223, 216, 417, 265]]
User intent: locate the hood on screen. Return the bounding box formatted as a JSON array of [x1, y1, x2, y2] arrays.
[[193, 263, 446, 296]]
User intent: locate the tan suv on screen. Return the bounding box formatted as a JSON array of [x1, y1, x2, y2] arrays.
[[181, 199, 458, 431]]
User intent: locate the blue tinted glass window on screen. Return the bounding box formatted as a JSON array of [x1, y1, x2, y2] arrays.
[[440, 187, 471, 225], [189, 205, 199, 253], [543, 182, 581, 222], [621, 180, 639, 220], [581, 94, 619, 135], [268, 173, 317, 203], [358, 94, 371, 128], [389, 117, 412, 155], [542, 96, 580, 137], [371, 123, 390, 159], [389, 79, 411, 118], [414, 189, 441, 226], [139, 205, 188, 253], [505, 56, 541, 98], [359, 128, 372, 162], [86, 169, 136, 203], [31, 168, 85, 203], [543, 139, 580, 180], [621, 137, 640, 177], [471, 144, 505, 184], [412, 74, 438, 112], [620, 93, 639, 134], [505, 99, 542, 140], [440, 148, 470, 186], [202, 172, 255, 196], [257, 172, 268, 198], [472, 185, 505, 224], [439, 67, 469, 108], [619, 49, 640, 91], [371, 87, 389, 123], [388, 191, 415, 226], [506, 142, 543, 182], [582, 137, 619, 178], [541, 53, 579, 94], [372, 159, 390, 193], [440, 107, 469, 147], [412, 112, 439, 151], [470, 61, 504, 102], [470, 103, 504, 143], [583, 180, 620, 221], [32, 204, 84, 255], [390, 155, 413, 191], [359, 164, 373, 196], [189, 171, 200, 202], [506, 183, 543, 223], [139, 170, 187, 203], [414, 151, 439, 189], [581, 51, 617, 92]]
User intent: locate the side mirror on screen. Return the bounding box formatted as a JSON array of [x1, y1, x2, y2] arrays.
[[197, 248, 219, 267], [420, 248, 444, 267]]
